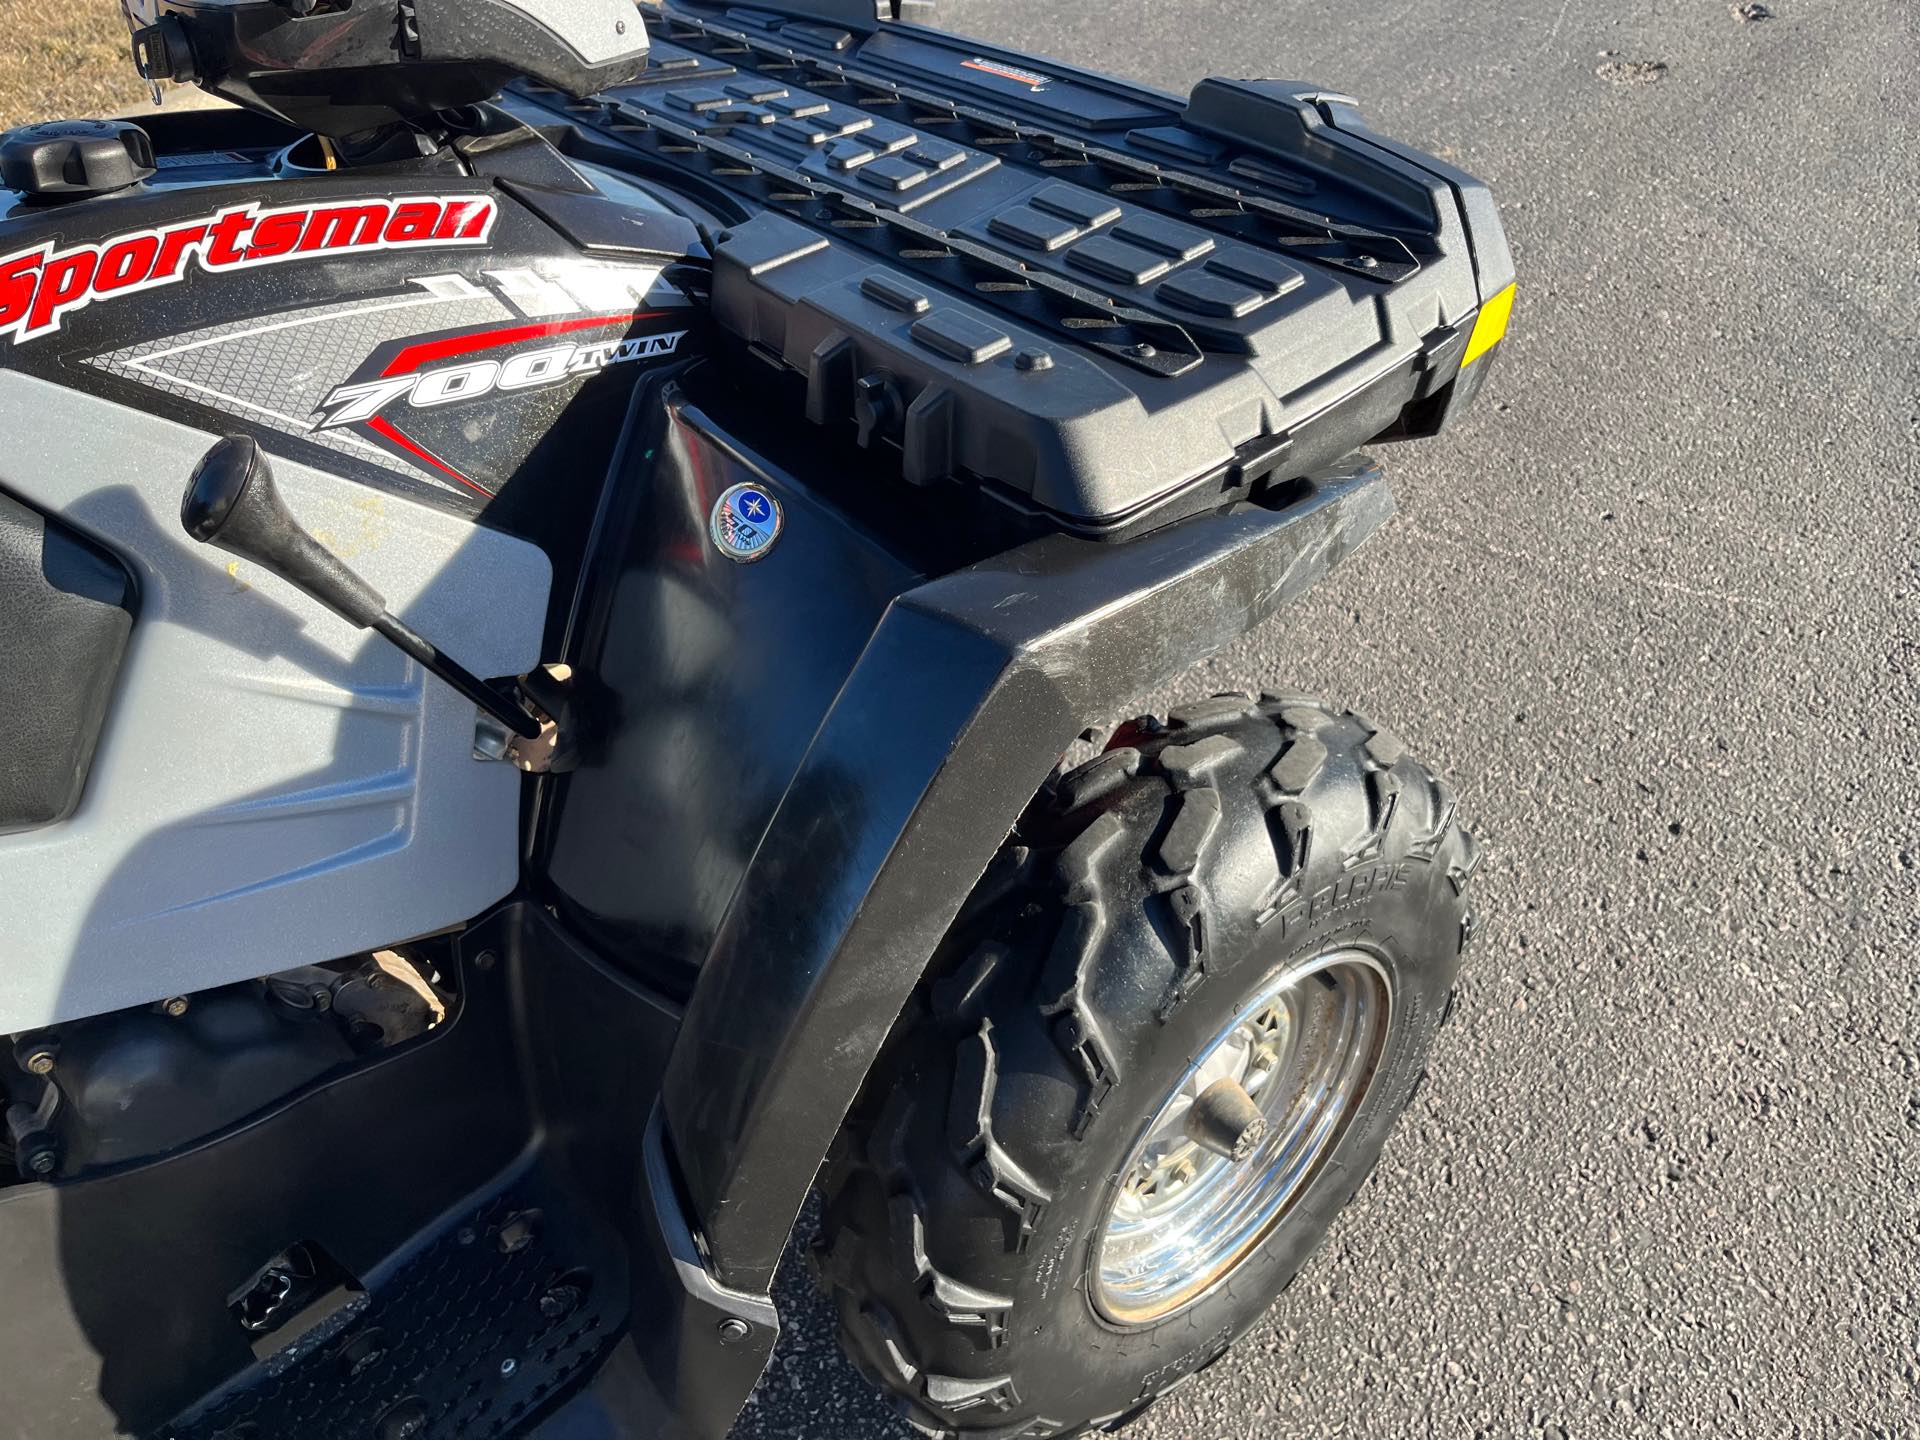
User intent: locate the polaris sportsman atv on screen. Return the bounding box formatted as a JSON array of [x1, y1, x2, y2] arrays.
[[0, 1, 1512, 1434]]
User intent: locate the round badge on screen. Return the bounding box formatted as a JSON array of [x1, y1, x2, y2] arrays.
[[709, 482, 783, 563]]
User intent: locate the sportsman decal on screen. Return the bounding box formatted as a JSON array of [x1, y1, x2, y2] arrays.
[[0, 195, 498, 344]]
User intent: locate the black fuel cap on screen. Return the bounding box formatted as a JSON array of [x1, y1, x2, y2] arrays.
[[0, 120, 156, 201]]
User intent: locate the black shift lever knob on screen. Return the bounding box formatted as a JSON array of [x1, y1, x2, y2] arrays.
[[181, 435, 386, 629]]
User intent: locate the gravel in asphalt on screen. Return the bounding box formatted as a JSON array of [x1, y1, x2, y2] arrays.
[[733, 0, 1920, 1436]]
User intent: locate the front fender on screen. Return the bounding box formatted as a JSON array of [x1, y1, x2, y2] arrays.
[[650, 418, 1394, 1293]]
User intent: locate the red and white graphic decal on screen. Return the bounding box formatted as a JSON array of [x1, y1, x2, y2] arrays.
[[317, 310, 684, 495], [317, 324, 687, 430], [0, 194, 497, 345]]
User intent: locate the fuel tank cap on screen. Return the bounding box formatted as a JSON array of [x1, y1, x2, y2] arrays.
[[0, 119, 156, 201]]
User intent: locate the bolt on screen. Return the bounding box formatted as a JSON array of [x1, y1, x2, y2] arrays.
[[26, 1147, 57, 1176], [1357, 255, 1379, 269], [716, 1318, 752, 1345], [341, 1330, 388, 1380], [310, 986, 333, 1013], [23, 1047, 55, 1076], [376, 1398, 429, 1440], [1129, 341, 1158, 358], [474, 950, 498, 972], [498, 1213, 538, 1254], [499, 1357, 518, 1379], [456, 1227, 477, 1247], [616, 18, 627, 33], [539, 1283, 584, 1322], [162, 996, 189, 1018]]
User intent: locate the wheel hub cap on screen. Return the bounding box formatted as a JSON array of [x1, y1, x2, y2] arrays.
[[1094, 949, 1391, 1327]]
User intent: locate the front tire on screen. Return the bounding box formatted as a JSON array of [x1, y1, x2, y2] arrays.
[[815, 695, 1481, 1438]]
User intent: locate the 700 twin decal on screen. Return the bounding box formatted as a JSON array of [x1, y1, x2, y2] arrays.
[[307, 286, 689, 492], [0, 195, 497, 344], [316, 324, 686, 430]]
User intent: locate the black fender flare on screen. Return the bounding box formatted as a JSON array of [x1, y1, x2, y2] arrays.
[[657, 453, 1395, 1294]]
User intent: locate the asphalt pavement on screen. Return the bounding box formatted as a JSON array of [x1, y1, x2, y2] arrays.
[[732, 1, 1920, 1435]]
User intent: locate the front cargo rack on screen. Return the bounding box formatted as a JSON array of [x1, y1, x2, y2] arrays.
[[511, 0, 1513, 535]]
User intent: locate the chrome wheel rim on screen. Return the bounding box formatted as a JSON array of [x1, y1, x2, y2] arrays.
[[1093, 949, 1392, 1327]]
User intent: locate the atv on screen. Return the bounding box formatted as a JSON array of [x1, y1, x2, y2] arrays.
[[0, 2, 1511, 1435]]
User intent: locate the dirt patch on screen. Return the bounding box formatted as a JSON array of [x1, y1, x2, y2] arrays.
[[1595, 56, 1671, 86]]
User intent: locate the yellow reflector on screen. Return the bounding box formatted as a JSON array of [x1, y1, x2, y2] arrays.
[[1460, 282, 1516, 369]]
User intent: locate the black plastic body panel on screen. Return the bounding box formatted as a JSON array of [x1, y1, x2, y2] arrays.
[[539, 373, 922, 984], [0, 488, 135, 834]]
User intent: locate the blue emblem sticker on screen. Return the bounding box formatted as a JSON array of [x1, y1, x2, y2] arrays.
[[710, 482, 783, 563]]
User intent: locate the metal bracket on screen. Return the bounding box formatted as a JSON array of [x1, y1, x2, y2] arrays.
[[473, 664, 579, 773]]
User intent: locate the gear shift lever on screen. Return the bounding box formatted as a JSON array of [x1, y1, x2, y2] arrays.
[[180, 435, 543, 741]]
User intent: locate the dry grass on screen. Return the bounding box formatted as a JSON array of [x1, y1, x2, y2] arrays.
[[0, 1, 161, 130]]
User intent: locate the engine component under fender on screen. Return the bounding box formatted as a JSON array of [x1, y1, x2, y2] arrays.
[[8, 956, 443, 1178]]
